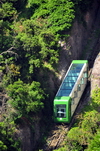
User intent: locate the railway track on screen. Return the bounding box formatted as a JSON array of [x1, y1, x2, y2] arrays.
[[47, 126, 67, 149], [44, 124, 68, 151]]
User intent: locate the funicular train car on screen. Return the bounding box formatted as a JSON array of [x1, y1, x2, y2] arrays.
[[53, 60, 88, 123]]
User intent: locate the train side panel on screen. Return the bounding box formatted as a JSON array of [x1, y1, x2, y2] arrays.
[[70, 62, 88, 117]]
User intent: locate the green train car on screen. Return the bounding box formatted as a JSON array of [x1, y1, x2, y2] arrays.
[[53, 60, 88, 123]]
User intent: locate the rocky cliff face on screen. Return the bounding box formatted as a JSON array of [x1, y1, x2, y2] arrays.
[[15, 116, 41, 151], [91, 53, 100, 93]]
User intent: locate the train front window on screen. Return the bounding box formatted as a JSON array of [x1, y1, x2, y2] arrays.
[[56, 105, 66, 118]]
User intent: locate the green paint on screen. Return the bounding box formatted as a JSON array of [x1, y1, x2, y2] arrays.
[[72, 60, 88, 64], [54, 96, 71, 100]]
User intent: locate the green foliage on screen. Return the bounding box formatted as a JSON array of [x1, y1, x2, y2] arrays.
[[0, 121, 20, 151], [91, 87, 100, 110], [7, 80, 45, 118], [67, 127, 89, 145], [54, 139, 83, 151], [0, 20, 13, 51], [67, 110, 100, 146], [0, 141, 7, 151], [80, 110, 100, 132], [1, 54, 20, 86], [0, 2, 17, 19], [85, 129, 100, 151], [13, 18, 59, 74], [32, 0, 75, 33], [0, 1, 17, 52], [54, 147, 67, 151]]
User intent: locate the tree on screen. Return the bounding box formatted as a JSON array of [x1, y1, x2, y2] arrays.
[[91, 87, 100, 110], [0, 121, 20, 151], [31, 0, 75, 33], [7, 80, 45, 118], [85, 130, 100, 151]]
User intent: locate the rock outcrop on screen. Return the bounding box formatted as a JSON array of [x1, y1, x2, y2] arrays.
[[91, 52, 100, 94]]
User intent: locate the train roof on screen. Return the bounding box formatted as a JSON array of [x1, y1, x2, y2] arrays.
[[56, 60, 88, 98], [72, 60, 88, 64]]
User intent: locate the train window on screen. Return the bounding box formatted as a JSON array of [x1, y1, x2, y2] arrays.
[[84, 72, 87, 78], [71, 98, 74, 105], [78, 84, 81, 91], [74, 91, 77, 97], [81, 78, 84, 84], [56, 105, 66, 118]]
